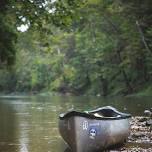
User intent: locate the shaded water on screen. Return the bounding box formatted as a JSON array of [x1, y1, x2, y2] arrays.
[[0, 95, 151, 152]]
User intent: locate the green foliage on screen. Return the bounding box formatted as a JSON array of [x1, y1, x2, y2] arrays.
[[0, 0, 152, 96], [0, 0, 84, 66]]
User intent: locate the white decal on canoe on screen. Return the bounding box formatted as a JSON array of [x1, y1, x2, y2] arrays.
[[89, 128, 97, 139], [89, 123, 100, 126], [83, 121, 88, 130]]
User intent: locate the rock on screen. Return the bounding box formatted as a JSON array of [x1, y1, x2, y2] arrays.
[[131, 126, 140, 130], [132, 132, 145, 138], [146, 119, 152, 126], [144, 110, 151, 117], [141, 122, 146, 127], [138, 117, 147, 122]]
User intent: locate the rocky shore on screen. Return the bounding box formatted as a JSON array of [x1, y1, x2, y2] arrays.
[[112, 116, 152, 152]]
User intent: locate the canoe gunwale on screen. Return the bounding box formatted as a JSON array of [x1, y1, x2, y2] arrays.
[[59, 106, 131, 120]]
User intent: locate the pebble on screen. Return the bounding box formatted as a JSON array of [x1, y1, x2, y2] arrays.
[[115, 116, 152, 151], [138, 117, 147, 122], [146, 119, 152, 126], [131, 132, 145, 138]]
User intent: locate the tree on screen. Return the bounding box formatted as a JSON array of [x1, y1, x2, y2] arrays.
[[0, 0, 84, 66]]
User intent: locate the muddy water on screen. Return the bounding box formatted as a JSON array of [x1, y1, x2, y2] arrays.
[[0, 95, 151, 152]]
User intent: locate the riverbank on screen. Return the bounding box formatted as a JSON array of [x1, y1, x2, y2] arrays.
[[1, 84, 152, 97], [126, 85, 152, 97], [1, 90, 152, 98], [113, 116, 152, 152]]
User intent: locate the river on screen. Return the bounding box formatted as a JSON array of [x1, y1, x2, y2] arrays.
[[0, 95, 151, 152]]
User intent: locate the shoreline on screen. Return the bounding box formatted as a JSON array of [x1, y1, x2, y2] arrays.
[[114, 116, 152, 151]]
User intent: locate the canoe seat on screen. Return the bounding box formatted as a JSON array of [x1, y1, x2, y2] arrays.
[[93, 112, 121, 118]]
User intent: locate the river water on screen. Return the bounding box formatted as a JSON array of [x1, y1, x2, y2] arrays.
[[0, 95, 151, 152]]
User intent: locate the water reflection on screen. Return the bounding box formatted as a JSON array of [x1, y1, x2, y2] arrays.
[[19, 119, 29, 152], [0, 101, 17, 152], [0, 95, 151, 152]]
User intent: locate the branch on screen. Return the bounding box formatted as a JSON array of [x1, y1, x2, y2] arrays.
[[136, 20, 152, 54], [103, 15, 121, 34]]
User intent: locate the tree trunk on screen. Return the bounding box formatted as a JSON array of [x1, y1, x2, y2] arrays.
[[100, 76, 108, 96], [117, 46, 133, 93]]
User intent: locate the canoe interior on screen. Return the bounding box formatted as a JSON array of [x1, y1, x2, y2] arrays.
[[59, 106, 131, 120]]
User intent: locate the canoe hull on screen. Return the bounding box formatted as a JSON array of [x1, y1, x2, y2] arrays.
[[59, 116, 130, 152]]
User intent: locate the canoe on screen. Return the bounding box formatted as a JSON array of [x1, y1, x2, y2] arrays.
[[59, 106, 131, 152]]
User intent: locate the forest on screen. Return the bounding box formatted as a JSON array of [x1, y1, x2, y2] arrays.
[[0, 0, 152, 96]]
